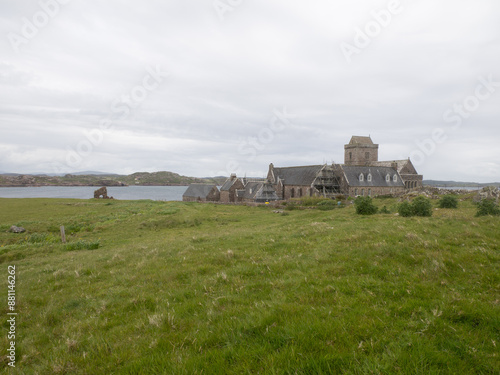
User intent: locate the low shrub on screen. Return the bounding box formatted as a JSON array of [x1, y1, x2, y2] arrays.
[[398, 196, 433, 217], [398, 201, 413, 217], [476, 199, 500, 217], [317, 200, 336, 211], [438, 195, 459, 209], [412, 196, 433, 217], [354, 196, 378, 215]]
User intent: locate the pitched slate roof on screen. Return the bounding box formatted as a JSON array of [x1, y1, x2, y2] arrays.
[[272, 165, 324, 186], [220, 178, 238, 191], [340, 165, 404, 187], [240, 181, 261, 200], [237, 181, 279, 202], [371, 160, 416, 174], [183, 184, 218, 198], [255, 182, 279, 202], [349, 136, 374, 145]]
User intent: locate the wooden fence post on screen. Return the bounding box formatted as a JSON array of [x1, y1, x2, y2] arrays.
[[60, 225, 66, 243]]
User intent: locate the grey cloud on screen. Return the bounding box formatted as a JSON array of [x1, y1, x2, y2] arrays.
[[0, 0, 499, 182]]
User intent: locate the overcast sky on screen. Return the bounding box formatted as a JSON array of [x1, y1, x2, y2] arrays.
[[1, 0, 499, 182]]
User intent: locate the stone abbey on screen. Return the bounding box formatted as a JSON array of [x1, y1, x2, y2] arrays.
[[183, 136, 423, 203]]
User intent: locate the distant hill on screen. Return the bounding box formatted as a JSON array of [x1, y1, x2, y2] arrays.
[[424, 180, 500, 188], [0, 171, 226, 187]]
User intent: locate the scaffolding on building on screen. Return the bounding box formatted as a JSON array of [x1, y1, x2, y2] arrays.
[[313, 164, 341, 197]]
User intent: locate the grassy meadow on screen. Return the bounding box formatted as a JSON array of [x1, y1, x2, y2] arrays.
[[0, 196, 498, 374]]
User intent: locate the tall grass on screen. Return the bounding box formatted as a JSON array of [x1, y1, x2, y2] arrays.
[[0, 197, 498, 374]]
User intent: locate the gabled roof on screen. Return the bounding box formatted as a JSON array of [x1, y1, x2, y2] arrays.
[[272, 165, 324, 186], [220, 177, 243, 191], [183, 184, 218, 198], [341, 165, 404, 187], [372, 159, 418, 175], [239, 181, 261, 200], [237, 181, 279, 201], [349, 136, 374, 145]]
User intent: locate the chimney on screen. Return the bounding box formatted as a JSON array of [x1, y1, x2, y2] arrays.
[[230, 173, 237, 181]]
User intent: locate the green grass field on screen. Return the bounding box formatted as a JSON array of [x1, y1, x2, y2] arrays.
[[0, 197, 498, 374]]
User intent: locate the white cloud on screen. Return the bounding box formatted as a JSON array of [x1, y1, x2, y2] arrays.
[[0, 0, 499, 182]]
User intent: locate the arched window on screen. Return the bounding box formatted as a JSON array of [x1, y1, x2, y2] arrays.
[[367, 173, 372, 182], [298, 188, 302, 197], [361, 189, 365, 196], [393, 174, 398, 182], [359, 173, 364, 182], [290, 188, 295, 198], [354, 188, 358, 196], [368, 188, 371, 196], [349, 152, 352, 160], [386, 174, 390, 182]]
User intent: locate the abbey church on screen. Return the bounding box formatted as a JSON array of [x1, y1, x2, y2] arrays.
[[184, 136, 423, 203], [266, 136, 422, 200]]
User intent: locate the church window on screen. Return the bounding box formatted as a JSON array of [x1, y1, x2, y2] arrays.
[[368, 188, 371, 196], [393, 174, 398, 182], [367, 173, 372, 182], [361, 189, 365, 196], [349, 152, 352, 160], [354, 188, 358, 196], [386, 174, 390, 182], [359, 173, 364, 182]]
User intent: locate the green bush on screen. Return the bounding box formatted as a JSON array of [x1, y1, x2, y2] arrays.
[[398, 196, 433, 217], [354, 196, 378, 215], [438, 195, 459, 209], [317, 200, 336, 211], [476, 199, 500, 217], [412, 196, 433, 217], [398, 201, 413, 217]]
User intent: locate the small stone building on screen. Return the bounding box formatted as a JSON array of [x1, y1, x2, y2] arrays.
[[236, 180, 279, 203], [267, 164, 325, 200], [182, 184, 220, 202], [220, 174, 245, 203]]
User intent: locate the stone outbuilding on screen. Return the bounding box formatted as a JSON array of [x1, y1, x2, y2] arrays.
[[267, 164, 326, 200], [220, 174, 245, 203], [182, 184, 220, 202], [236, 180, 279, 203]]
